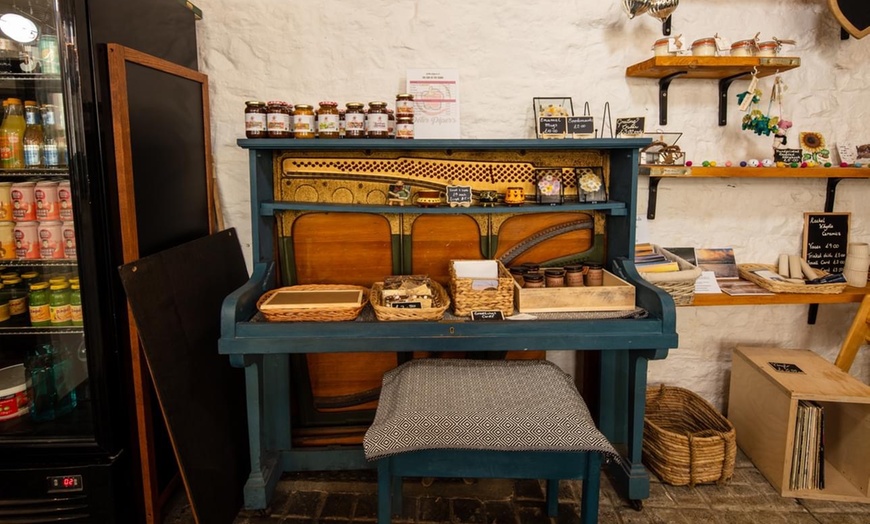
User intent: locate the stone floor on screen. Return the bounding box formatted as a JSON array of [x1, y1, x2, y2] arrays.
[[163, 450, 870, 523]]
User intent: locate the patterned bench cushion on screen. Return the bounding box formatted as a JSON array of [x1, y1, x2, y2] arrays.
[[363, 358, 618, 461]]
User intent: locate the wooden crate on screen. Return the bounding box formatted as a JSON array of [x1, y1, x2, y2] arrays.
[[728, 345, 870, 503], [514, 269, 635, 313]]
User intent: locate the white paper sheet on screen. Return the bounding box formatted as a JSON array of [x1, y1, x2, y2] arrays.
[[406, 69, 460, 139]]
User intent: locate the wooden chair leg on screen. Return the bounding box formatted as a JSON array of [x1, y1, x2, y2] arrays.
[[835, 294, 870, 372], [546, 478, 559, 516], [377, 460, 392, 524], [579, 453, 602, 524]]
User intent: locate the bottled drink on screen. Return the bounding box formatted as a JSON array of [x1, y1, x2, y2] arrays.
[[0, 98, 26, 169], [41, 104, 59, 167], [23, 101, 43, 168]]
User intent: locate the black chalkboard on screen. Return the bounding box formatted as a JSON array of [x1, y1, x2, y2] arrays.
[[615, 117, 645, 138], [471, 310, 505, 321], [567, 116, 594, 136], [830, 0, 870, 37], [538, 117, 566, 136], [803, 212, 850, 274], [446, 185, 472, 207], [774, 148, 803, 164], [768, 362, 804, 374]]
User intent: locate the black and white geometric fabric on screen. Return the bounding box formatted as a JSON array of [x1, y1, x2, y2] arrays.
[[363, 358, 618, 461]]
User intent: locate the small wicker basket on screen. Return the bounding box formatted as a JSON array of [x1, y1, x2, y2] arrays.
[[370, 280, 451, 321], [738, 263, 847, 294], [643, 384, 737, 487], [449, 260, 514, 317], [637, 246, 702, 306], [256, 284, 369, 322]]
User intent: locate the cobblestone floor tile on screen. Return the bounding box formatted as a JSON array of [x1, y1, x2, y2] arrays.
[[513, 501, 552, 524], [553, 502, 581, 524], [513, 478, 545, 501], [452, 497, 488, 523], [277, 491, 324, 518], [319, 493, 356, 520], [417, 495, 449, 523], [351, 493, 377, 521], [483, 500, 517, 524]]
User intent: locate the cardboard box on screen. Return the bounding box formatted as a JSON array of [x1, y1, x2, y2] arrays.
[[514, 269, 635, 313]]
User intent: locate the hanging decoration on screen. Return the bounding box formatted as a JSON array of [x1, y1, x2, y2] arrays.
[[623, 0, 651, 19], [647, 0, 679, 22], [770, 75, 793, 151], [737, 69, 780, 137]]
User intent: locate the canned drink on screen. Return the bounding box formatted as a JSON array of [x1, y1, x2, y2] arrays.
[[0, 221, 14, 260], [61, 221, 76, 259], [13, 221, 39, 259], [0, 182, 12, 221], [11, 181, 36, 221], [38, 220, 64, 259], [38, 35, 60, 75], [57, 180, 73, 221], [34, 180, 60, 221]]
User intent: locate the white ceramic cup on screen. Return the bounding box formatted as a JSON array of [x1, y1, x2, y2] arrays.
[[847, 242, 870, 258], [844, 254, 870, 271], [843, 267, 869, 287]]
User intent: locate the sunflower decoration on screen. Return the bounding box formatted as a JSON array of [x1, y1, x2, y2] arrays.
[[799, 131, 831, 166]]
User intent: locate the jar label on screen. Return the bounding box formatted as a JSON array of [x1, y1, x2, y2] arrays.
[[345, 113, 365, 130], [43, 144, 59, 166], [50, 304, 71, 324], [367, 114, 388, 131], [396, 100, 414, 115], [245, 113, 267, 132], [267, 113, 291, 132], [317, 114, 339, 132], [70, 304, 83, 323], [24, 144, 41, 166], [292, 114, 315, 133], [29, 304, 50, 323], [9, 297, 25, 316], [396, 123, 414, 139], [0, 302, 9, 321]]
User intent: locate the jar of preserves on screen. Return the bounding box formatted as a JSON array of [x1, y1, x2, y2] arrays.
[[756, 40, 779, 57], [292, 104, 315, 139], [544, 268, 565, 288], [244, 101, 268, 138], [28, 281, 50, 326], [730, 39, 756, 57], [69, 282, 82, 326], [49, 282, 71, 326], [564, 265, 586, 287], [266, 101, 292, 138], [395, 93, 414, 116], [338, 109, 346, 138], [366, 101, 389, 139], [2, 276, 27, 325], [691, 37, 718, 57], [396, 116, 414, 140], [653, 38, 675, 56], [316, 101, 340, 139], [522, 273, 545, 288], [344, 102, 366, 138]]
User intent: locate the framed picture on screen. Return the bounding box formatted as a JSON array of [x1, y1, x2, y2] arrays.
[[534, 168, 563, 205], [533, 97, 573, 139], [576, 167, 607, 203]]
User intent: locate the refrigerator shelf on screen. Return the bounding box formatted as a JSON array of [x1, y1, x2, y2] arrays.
[[0, 326, 84, 335], [0, 260, 78, 268], [0, 168, 69, 177]]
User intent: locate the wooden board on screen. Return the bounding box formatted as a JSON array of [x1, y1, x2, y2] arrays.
[[118, 229, 249, 524], [514, 270, 635, 313]]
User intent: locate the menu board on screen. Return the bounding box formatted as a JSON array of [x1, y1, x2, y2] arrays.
[[802, 212, 850, 274]]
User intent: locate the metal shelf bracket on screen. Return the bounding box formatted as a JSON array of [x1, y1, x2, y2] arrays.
[[658, 71, 686, 126], [662, 15, 672, 36], [718, 72, 752, 126], [824, 177, 843, 212], [647, 177, 663, 219]]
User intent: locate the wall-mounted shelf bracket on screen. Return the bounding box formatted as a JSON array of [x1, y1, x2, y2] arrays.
[[841, 27, 850, 40], [825, 177, 843, 212], [658, 71, 685, 125], [662, 16, 672, 36], [647, 177, 663, 219], [718, 72, 751, 126]]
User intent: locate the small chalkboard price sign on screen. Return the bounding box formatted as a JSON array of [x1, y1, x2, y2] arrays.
[[471, 310, 505, 321], [773, 148, 802, 164], [802, 212, 850, 274], [567, 116, 595, 138], [446, 185, 472, 208], [538, 117, 567, 138], [768, 361, 804, 374], [615, 117, 645, 138]]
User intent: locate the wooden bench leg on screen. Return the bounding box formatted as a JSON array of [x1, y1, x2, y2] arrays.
[[377, 460, 392, 524], [580, 453, 602, 524], [545, 478, 559, 516]]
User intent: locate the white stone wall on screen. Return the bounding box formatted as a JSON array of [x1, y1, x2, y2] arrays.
[[194, 1, 870, 410]]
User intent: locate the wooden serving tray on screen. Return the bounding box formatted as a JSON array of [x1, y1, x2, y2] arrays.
[[514, 269, 635, 313]]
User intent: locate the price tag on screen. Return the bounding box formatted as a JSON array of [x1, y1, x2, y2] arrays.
[[471, 310, 504, 321]]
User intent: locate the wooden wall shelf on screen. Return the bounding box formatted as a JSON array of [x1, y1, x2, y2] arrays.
[[690, 284, 870, 307], [642, 167, 870, 219], [625, 56, 800, 126]]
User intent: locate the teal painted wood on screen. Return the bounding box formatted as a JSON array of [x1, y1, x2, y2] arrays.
[[376, 449, 603, 523], [221, 138, 676, 511], [261, 200, 629, 216]]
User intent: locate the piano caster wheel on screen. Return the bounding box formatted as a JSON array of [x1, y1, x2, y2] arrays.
[[630, 499, 643, 511]]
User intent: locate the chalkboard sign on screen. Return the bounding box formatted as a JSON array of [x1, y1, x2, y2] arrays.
[[615, 117, 645, 138], [538, 117, 566, 137], [446, 185, 472, 208], [774, 148, 802, 164], [471, 310, 505, 321], [802, 212, 850, 274], [567, 116, 594, 137], [768, 362, 804, 374], [829, 0, 870, 39]]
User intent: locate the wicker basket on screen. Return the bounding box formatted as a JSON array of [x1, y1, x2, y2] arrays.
[[256, 284, 369, 322], [638, 246, 702, 306], [370, 280, 451, 321], [449, 260, 514, 317], [738, 263, 847, 294], [643, 384, 737, 486]]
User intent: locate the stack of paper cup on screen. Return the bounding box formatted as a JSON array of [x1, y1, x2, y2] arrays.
[[843, 242, 869, 287]]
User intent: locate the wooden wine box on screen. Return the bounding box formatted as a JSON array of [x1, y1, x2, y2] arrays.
[[728, 345, 870, 502], [513, 269, 635, 313]]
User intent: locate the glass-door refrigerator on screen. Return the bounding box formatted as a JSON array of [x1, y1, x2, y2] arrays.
[[0, 0, 204, 521]]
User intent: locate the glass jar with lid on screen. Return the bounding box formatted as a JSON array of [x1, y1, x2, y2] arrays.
[[395, 93, 414, 116], [292, 104, 316, 139], [691, 37, 718, 57], [344, 102, 366, 138], [366, 101, 389, 139], [244, 101, 268, 138], [316, 101, 340, 139], [266, 101, 292, 138], [386, 109, 396, 138], [396, 116, 414, 140], [730, 39, 757, 57]]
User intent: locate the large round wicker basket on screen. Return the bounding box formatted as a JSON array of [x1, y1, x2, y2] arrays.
[[643, 384, 737, 486]]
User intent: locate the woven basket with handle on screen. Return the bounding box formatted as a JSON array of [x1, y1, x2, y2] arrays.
[[643, 384, 737, 486], [638, 245, 702, 306]]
